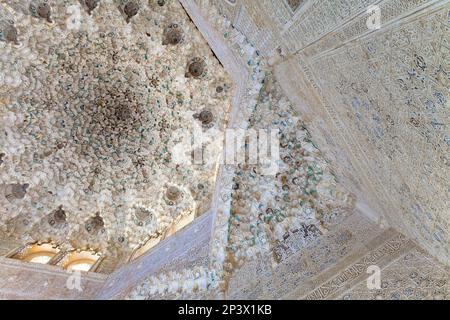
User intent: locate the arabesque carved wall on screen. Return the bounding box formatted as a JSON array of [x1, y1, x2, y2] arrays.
[[209, 0, 450, 266]]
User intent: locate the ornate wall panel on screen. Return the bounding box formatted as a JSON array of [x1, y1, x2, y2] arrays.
[[227, 211, 387, 299], [304, 232, 412, 299], [220, 0, 450, 265], [208, 0, 242, 23]]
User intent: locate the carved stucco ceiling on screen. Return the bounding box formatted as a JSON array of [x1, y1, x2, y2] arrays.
[[0, 0, 232, 257]]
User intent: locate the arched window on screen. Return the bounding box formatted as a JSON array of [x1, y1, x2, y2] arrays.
[[14, 242, 60, 265], [60, 250, 101, 272]]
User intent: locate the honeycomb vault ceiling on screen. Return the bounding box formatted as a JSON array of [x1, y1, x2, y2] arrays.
[[0, 0, 233, 260]]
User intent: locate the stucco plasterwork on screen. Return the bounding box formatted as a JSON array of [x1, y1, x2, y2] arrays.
[[293, 3, 450, 265], [124, 0, 355, 299], [0, 0, 232, 262], [0, 0, 448, 301], [214, 0, 450, 266]]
